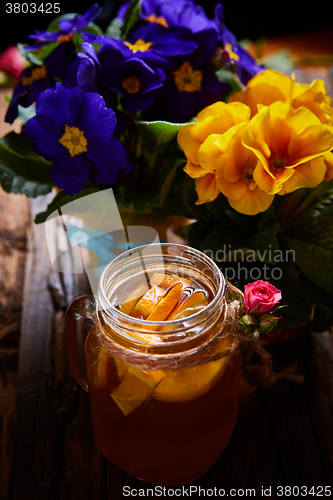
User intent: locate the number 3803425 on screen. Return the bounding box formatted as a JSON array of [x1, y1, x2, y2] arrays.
[[5, 3, 61, 14]]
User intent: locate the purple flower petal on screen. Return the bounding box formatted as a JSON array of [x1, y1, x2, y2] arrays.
[[129, 23, 197, 57], [58, 4, 101, 33], [87, 138, 129, 184], [79, 92, 117, 144], [76, 53, 98, 92], [122, 93, 154, 113], [51, 153, 90, 194], [25, 114, 64, 160]]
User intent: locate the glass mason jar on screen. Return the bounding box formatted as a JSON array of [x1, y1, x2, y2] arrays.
[[65, 243, 241, 486]]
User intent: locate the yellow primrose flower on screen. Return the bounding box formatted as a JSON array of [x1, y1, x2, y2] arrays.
[[231, 69, 333, 125], [230, 70, 292, 115], [242, 101, 333, 195], [292, 79, 333, 125], [178, 101, 251, 204], [324, 151, 333, 181], [198, 123, 274, 215]]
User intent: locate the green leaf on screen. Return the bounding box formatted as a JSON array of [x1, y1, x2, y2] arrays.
[[106, 17, 124, 39], [47, 13, 76, 32], [1, 131, 41, 158], [262, 51, 294, 73], [0, 131, 53, 197], [308, 180, 333, 217], [122, 0, 141, 39], [159, 160, 184, 206], [136, 120, 193, 144], [18, 41, 60, 66], [275, 262, 313, 329], [216, 69, 243, 96], [34, 187, 101, 223], [77, 22, 103, 37], [284, 236, 333, 295], [282, 210, 333, 295]]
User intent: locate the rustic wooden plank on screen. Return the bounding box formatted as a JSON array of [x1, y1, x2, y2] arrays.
[[9, 195, 76, 500], [306, 329, 333, 478], [0, 189, 29, 346], [9, 195, 103, 500], [0, 187, 30, 500]]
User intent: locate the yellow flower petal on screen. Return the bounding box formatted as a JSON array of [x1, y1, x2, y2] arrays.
[[292, 79, 333, 125], [178, 126, 201, 164], [230, 70, 293, 115], [195, 173, 219, 204], [253, 161, 294, 195], [219, 176, 248, 201], [196, 101, 251, 126], [279, 158, 327, 194], [287, 124, 333, 167], [183, 161, 207, 179], [230, 83, 288, 116], [247, 70, 292, 96], [228, 186, 274, 215], [324, 151, 333, 181], [198, 134, 223, 173], [241, 108, 272, 171]]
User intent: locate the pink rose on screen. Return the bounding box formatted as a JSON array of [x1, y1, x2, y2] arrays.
[[0, 46, 26, 79], [244, 280, 281, 314]]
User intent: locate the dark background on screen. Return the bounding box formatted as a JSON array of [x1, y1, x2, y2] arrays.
[[0, 0, 333, 52]]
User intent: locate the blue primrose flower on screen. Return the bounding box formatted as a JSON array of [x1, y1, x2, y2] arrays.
[[83, 22, 197, 69], [80, 42, 165, 113], [117, 0, 217, 35], [24, 83, 130, 194], [5, 42, 76, 123], [26, 3, 101, 49], [214, 4, 264, 84], [147, 29, 230, 122]]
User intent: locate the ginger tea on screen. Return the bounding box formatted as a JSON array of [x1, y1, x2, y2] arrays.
[[83, 248, 241, 486]]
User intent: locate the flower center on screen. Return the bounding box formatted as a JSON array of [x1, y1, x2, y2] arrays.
[[271, 155, 287, 174], [57, 33, 74, 43], [122, 76, 142, 94], [125, 39, 152, 53], [173, 62, 203, 93], [144, 14, 169, 28], [21, 65, 47, 86], [224, 43, 239, 62], [59, 125, 88, 157]]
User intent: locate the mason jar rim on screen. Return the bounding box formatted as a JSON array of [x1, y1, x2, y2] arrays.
[[97, 243, 226, 330]]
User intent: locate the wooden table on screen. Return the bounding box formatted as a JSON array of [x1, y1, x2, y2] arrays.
[[1, 66, 333, 500]]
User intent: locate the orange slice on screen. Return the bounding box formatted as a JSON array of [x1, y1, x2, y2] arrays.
[[119, 283, 148, 315], [133, 285, 166, 318], [113, 355, 129, 381], [152, 334, 232, 402], [111, 365, 165, 416], [93, 347, 112, 389], [167, 290, 209, 320], [151, 272, 192, 289], [146, 282, 183, 321]]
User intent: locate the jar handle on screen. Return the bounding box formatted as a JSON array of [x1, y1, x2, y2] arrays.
[[64, 295, 95, 392]]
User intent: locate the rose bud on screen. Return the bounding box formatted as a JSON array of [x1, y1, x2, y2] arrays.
[[0, 46, 26, 79], [258, 313, 279, 334], [239, 313, 257, 330]]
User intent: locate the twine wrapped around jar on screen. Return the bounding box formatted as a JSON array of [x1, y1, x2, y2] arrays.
[[96, 299, 304, 389]]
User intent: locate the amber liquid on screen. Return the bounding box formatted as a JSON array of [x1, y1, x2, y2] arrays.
[[84, 270, 241, 485]]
